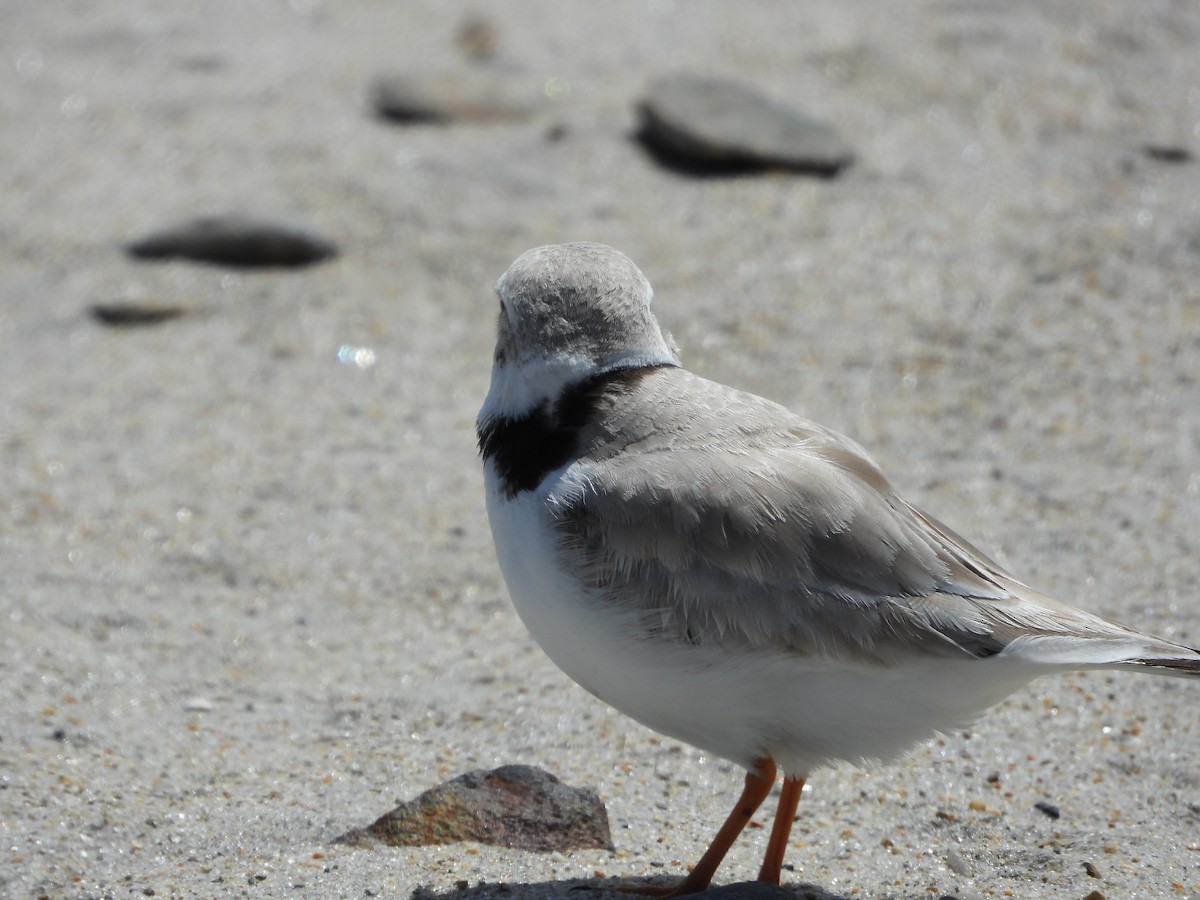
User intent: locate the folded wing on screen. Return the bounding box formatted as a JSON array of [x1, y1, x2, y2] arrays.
[[549, 368, 1200, 673]]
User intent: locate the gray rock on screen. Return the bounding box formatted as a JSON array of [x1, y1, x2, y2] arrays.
[[336, 764, 612, 853], [89, 301, 189, 327], [637, 73, 853, 175], [126, 214, 337, 268], [371, 73, 530, 124], [1143, 143, 1192, 163]]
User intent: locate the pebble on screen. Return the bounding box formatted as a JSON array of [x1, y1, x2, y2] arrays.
[[183, 697, 213, 712], [454, 15, 499, 62], [1143, 144, 1192, 163], [126, 214, 337, 268], [1034, 801, 1061, 819], [371, 73, 529, 124], [636, 73, 854, 175], [89, 302, 188, 327], [945, 847, 970, 876], [335, 764, 612, 852]]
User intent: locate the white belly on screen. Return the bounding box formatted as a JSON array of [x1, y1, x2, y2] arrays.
[[484, 472, 1036, 776]]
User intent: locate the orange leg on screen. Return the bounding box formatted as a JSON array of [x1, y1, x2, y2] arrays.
[[756, 775, 805, 884], [663, 757, 778, 896]]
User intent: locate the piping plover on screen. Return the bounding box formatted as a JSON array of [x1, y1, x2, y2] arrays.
[[476, 241, 1199, 895]]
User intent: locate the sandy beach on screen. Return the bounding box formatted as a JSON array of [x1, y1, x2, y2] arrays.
[[3, 2, 1198, 898]]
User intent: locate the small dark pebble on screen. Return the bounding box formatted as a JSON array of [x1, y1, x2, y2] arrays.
[[1034, 801, 1061, 820], [1083, 860, 1102, 878], [89, 302, 188, 327], [454, 15, 499, 62], [1143, 144, 1192, 163], [127, 214, 337, 269], [637, 73, 854, 176]]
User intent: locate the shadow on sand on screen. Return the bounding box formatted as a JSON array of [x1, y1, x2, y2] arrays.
[[413, 876, 853, 900]]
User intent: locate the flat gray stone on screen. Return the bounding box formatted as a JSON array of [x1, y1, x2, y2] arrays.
[[126, 214, 337, 268], [89, 301, 189, 327], [372, 73, 531, 124], [637, 73, 853, 175]]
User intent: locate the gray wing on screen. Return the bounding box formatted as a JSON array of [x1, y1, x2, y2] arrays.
[[549, 368, 1138, 664]]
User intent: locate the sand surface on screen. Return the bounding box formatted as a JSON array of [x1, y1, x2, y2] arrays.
[[3, 2, 1198, 898]]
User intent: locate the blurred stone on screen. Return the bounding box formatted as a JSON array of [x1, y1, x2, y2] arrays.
[[336, 765, 612, 852], [127, 214, 337, 268], [1143, 144, 1192, 163], [89, 301, 188, 327], [455, 15, 499, 62], [371, 73, 529, 124], [945, 848, 970, 876], [637, 73, 853, 176]]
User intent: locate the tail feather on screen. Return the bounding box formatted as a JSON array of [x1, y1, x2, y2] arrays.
[[1001, 631, 1200, 677]]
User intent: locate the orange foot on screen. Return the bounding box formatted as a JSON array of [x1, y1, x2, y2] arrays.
[[613, 760, 807, 898]]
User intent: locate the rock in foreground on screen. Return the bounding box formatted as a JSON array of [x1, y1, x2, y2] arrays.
[[336, 765, 612, 853]]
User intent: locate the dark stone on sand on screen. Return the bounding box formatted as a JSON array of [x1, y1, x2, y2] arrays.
[[126, 214, 337, 268], [1143, 144, 1192, 163], [335, 765, 612, 852], [637, 73, 853, 176], [1034, 801, 1061, 819], [90, 302, 188, 327], [371, 73, 529, 124]]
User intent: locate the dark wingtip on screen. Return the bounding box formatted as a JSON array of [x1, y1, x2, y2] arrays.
[[1134, 654, 1200, 677]]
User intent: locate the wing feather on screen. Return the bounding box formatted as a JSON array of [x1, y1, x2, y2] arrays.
[[546, 367, 1168, 664]]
